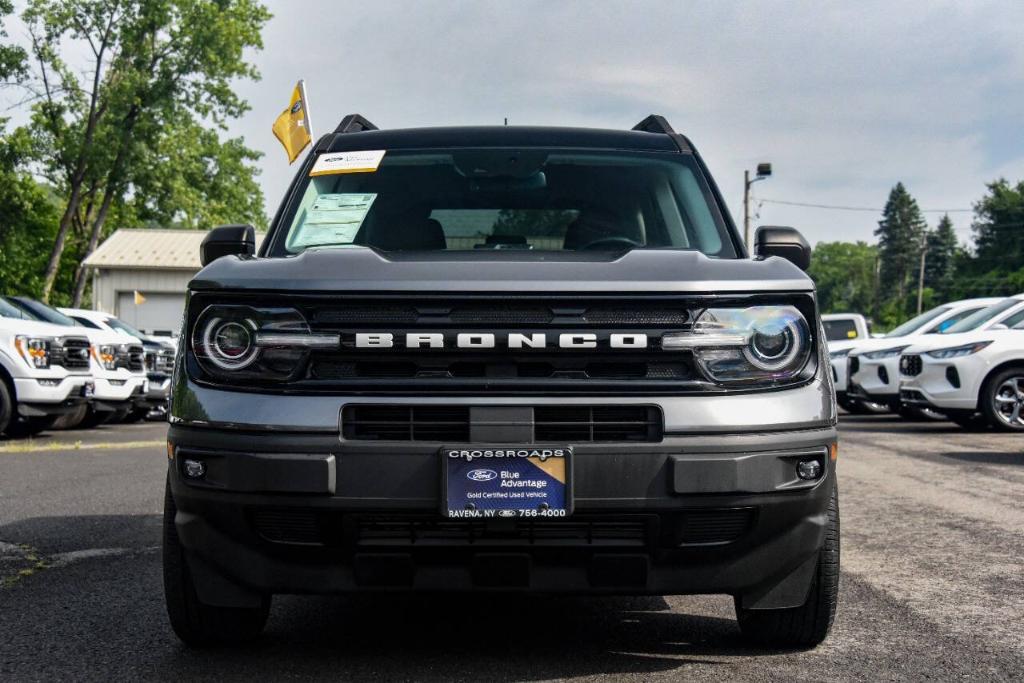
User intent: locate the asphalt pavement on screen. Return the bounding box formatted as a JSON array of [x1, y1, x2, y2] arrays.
[[1, 416, 1023, 681]]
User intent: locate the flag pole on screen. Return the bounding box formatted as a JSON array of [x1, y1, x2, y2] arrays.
[[297, 79, 314, 142]]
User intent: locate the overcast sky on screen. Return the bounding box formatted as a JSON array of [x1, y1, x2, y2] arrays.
[[8, 1, 1024, 246]]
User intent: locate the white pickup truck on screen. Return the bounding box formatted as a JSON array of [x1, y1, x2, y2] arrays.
[[822, 313, 872, 411], [0, 298, 94, 437]]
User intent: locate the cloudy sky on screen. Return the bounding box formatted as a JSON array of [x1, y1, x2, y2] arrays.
[[227, 0, 1023, 247]]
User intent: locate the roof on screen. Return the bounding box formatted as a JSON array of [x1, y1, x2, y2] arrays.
[[324, 126, 684, 154], [83, 229, 265, 270]]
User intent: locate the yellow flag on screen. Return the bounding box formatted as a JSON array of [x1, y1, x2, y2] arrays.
[[134, 290, 146, 305], [272, 81, 312, 163]]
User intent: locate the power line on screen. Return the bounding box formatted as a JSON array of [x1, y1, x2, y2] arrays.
[[758, 198, 974, 213]]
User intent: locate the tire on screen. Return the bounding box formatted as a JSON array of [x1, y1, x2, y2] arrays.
[[837, 397, 867, 414], [980, 367, 1024, 432], [949, 411, 989, 431], [78, 406, 114, 429], [121, 408, 148, 424], [898, 405, 945, 421], [0, 379, 11, 435], [3, 414, 59, 438], [735, 484, 840, 649], [52, 404, 88, 430], [163, 478, 270, 646]]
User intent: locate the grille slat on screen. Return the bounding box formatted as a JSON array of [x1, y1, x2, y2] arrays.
[[900, 354, 923, 377], [342, 405, 661, 442]]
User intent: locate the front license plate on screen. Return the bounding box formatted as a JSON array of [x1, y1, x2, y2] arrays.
[[443, 446, 572, 519]]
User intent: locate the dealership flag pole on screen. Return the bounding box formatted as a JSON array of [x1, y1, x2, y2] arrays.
[[298, 79, 314, 142]]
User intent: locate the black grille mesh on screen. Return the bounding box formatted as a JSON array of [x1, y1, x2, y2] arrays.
[[900, 354, 922, 377]]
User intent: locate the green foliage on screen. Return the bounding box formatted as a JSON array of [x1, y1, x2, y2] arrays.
[[14, 0, 271, 301], [924, 214, 959, 300], [874, 182, 927, 306], [807, 241, 878, 315], [970, 179, 1024, 274]]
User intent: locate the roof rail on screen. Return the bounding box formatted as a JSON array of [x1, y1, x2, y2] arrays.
[[632, 115, 675, 135], [334, 114, 379, 134]]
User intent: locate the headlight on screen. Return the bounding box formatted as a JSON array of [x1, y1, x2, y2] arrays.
[[191, 305, 339, 380], [926, 341, 992, 359], [862, 345, 909, 360], [829, 348, 852, 359], [662, 305, 813, 384], [94, 344, 125, 370], [15, 336, 52, 369]]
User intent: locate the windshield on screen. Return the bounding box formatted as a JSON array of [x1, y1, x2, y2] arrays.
[[823, 319, 860, 341], [9, 297, 77, 326], [0, 297, 30, 319], [105, 317, 146, 338], [274, 149, 735, 257], [885, 306, 950, 338], [942, 298, 1021, 334]]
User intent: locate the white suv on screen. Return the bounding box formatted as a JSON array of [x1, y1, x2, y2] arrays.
[[844, 297, 1003, 415], [6, 297, 148, 427], [0, 298, 94, 437], [899, 326, 1024, 430]]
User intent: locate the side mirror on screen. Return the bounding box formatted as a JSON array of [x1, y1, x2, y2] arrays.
[[754, 226, 811, 271], [200, 224, 255, 266]]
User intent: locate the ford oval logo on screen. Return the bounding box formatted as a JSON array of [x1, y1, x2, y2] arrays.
[[466, 469, 497, 482]]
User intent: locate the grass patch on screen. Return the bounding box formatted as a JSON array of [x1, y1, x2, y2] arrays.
[[0, 439, 165, 454]]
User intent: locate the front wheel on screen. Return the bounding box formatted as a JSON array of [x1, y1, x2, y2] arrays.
[[163, 479, 270, 646], [3, 414, 58, 438], [735, 484, 840, 648], [981, 368, 1024, 431]]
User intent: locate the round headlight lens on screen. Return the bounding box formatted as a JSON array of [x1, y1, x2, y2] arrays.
[[202, 318, 258, 370], [745, 317, 802, 371]]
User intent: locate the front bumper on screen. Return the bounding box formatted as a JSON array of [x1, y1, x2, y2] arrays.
[[91, 373, 148, 410], [848, 355, 900, 401], [168, 424, 837, 609], [899, 354, 984, 411], [13, 374, 94, 416]]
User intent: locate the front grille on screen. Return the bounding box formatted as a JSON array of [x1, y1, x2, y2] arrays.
[[146, 348, 174, 374], [342, 404, 662, 442], [251, 509, 753, 548], [342, 405, 471, 441], [900, 354, 922, 376], [189, 293, 818, 395], [126, 345, 145, 372], [53, 337, 91, 370], [900, 389, 927, 404]]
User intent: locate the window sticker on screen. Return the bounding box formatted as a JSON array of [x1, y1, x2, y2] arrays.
[[309, 150, 386, 176], [289, 193, 377, 249]]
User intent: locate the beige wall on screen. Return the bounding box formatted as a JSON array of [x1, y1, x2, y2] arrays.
[[91, 267, 196, 317]]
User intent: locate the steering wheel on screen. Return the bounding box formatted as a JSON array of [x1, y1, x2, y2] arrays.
[[577, 236, 643, 251]]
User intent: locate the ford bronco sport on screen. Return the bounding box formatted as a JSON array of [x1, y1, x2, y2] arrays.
[[164, 115, 839, 648]]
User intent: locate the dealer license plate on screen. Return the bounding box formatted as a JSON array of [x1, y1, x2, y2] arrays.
[[442, 446, 572, 519]]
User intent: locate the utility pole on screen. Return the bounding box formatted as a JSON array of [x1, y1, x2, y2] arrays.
[[743, 163, 772, 250], [916, 236, 928, 315]]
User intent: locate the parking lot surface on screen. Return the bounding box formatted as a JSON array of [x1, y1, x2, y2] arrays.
[[1, 416, 1022, 681]]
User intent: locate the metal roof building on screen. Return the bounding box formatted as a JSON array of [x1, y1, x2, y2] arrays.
[[83, 229, 264, 337]]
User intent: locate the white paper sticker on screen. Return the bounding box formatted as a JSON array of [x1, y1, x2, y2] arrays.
[[309, 150, 386, 176], [289, 193, 377, 248]]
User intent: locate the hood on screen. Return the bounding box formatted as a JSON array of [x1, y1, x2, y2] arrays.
[[846, 336, 922, 356], [0, 317, 88, 339], [190, 247, 814, 294], [902, 329, 1013, 354], [825, 339, 862, 353]]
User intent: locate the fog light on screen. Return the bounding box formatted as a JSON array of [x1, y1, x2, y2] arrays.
[[796, 459, 822, 480], [183, 458, 206, 479]]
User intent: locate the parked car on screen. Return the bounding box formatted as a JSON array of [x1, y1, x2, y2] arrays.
[[5, 297, 149, 428], [823, 313, 875, 413], [163, 115, 839, 648], [0, 297, 93, 437], [844, 297, 1004, 416], [59, 308, 176, 421], [899, 326, 1024, 430]]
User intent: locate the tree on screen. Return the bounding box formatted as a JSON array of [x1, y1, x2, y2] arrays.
[[17, 0, 271, 302], [971, 178, 1024, 274], [874, 182, 927, 309], [807, 241, 879, 315], [924, 214, 958, 300]]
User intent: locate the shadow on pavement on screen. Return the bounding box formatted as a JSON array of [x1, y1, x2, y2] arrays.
[[940, 451, 1024, 466]]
